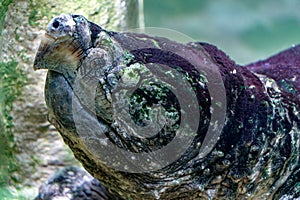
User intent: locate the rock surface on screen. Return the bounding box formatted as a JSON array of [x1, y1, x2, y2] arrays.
[[0, 0, 140, 198]]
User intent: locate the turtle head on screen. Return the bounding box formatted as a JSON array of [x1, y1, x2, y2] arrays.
[[33, 14, 102, 80]]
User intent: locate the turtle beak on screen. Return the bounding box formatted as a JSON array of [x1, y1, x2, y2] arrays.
[[33, 33, 55, 71]]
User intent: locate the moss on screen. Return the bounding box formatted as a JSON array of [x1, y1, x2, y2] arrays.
[[27, 0, 138, 31], [28, 0, 49, 27], [28, 0, 102, 28], [0, 0, 14, 36], [0, 188, 14, 199], [28, 6, 39, 27], [28, 0, 58, 27], [0, 60, 27, 188]]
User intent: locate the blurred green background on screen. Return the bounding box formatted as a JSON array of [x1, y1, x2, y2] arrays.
[[144, 0, 300, 64]]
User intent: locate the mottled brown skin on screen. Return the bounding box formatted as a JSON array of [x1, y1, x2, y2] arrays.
[[34, 14, 299, 199]]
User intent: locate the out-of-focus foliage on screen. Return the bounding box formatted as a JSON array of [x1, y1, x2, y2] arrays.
[[0, 60, 27, 197], [0, 0, 14, 36], [144, 0, 300, 64]]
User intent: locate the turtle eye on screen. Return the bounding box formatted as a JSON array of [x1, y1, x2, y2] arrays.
[[46, 14, 75, 38], [52, 20, 60, 29]]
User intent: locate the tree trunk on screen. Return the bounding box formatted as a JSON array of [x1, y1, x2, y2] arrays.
[[0, 0, 141, 198]]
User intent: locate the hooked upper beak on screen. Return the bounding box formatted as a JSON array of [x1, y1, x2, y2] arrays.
[[33, 33, 54, 71]]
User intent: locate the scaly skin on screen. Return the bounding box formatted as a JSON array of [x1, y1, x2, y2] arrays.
[[34, 14, 299, 199]]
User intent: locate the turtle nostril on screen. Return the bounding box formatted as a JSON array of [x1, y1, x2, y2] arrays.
[[52, 20, 60, 29]]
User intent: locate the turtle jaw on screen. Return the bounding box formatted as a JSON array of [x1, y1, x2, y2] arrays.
[[33, 35, 82, 76]]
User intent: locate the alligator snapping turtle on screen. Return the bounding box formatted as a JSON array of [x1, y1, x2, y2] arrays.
[[33, 14, 300, 199]]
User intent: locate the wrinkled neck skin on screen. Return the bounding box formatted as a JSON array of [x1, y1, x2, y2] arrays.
[[40, 14, 300, 199]]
